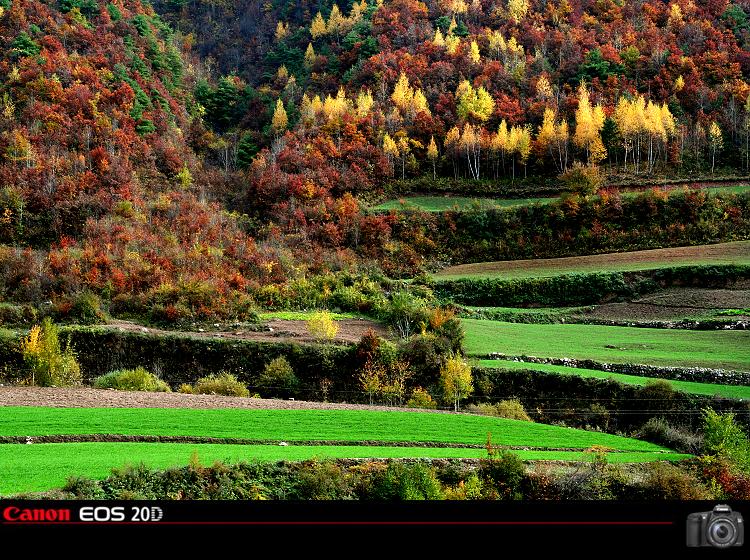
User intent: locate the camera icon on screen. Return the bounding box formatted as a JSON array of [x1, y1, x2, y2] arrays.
[[686, 505, 744, 548]]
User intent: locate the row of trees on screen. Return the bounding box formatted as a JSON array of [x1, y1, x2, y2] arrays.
[[267, 73, 729, 181]]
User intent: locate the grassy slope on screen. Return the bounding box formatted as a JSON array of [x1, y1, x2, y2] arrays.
[[436, 240, 750, 280], [0, 407, 668, 451], [477, 360, 750, 399], [0, 443, 691, 495], [373, 195, 555, 212], [463, 319, 750, 370], [374, 185, 750, 213]]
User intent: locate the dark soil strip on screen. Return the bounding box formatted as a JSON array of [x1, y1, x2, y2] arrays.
[[0, 434, 640, 453]]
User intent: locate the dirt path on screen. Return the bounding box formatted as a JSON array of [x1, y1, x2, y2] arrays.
[[105, 317, 389, 345], [0, 386, 451, 413]]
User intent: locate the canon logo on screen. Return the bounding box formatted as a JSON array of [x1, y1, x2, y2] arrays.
[[2, 507, 71, 522]]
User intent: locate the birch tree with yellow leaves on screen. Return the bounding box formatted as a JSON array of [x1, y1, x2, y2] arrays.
[[573, 83, 606, 164]]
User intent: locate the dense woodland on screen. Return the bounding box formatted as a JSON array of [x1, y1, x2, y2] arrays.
[[2, 0, 750, 319]]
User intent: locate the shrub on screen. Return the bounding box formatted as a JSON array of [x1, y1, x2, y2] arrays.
[[695, 456, 750, 500], [20, 318, 81, 386], [702, 408, 750, 473], [94, 367, 170, 392], [69, 292, 107, 325], [365, 462, 444, 500], [306, 311, 339, 341], [193, 372, 250, 397], [638, 417, 703, 454], [559, 162, 604, 197], [293, 460, 354, 500], [640, 462, 716, 500], [495, 399, 533, 421], [478, 451, 527, 500], [256, 356, 299, 398], [178, 383, 194, 394], [443, 473, 483, 500], [406, 387, 437, 409], [0, 302, 36, 325]]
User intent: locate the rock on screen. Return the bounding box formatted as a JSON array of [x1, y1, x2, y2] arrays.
[[198, 328, 205, 332]]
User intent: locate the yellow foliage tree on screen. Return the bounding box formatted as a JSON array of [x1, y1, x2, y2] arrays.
[[440, 353, 473, 411], [536, 75, 553, 100], [427, 135, 439, 178], [469, 40, 481, 63], [674, 75, 685, 92], [275, 21, 289, 41], [311, 12, 327, 38], [304, 42, 317, 66], [507, 0, 529, 22], [445, 34, 461, 55], [327, 4, 345, 39], [356, 89, 374, 118], [271, 99, 288, 135], [709, 121, 723, 173], [383, 133, 400, 172], [456, 81, 495, 123], [433, 28, 446, 47], [573, 83, 606, 164]]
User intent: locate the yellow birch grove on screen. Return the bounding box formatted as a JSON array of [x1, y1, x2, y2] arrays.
[[612, 94, 675, 173], [391, 72, 430, 117]]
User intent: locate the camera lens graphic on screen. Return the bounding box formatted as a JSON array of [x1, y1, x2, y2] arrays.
[[708, 519, 737, 547]]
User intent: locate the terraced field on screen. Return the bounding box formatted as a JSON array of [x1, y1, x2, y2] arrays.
[[477, 360, 750, 400], [374, 185, 750, 213], [462, 319, 750, 370], [372, 195, 556, 212], [0, 405, 681, 495], [436, 240, 750, 280], [0, 443, 689, 495]]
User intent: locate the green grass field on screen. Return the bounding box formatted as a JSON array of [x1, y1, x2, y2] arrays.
[[436, 241, 750, 280], [372, 195, 556, 212], [0, 407, 670, 451], [463, 319, 750, 370], [477, 360, 750, 399], [0, 442, 690, 495], [373, 185, 750, 213]]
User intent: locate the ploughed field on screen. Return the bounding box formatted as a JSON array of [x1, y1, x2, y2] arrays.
[[0, 405, 683, 495], [435, 240, 750, 280]]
